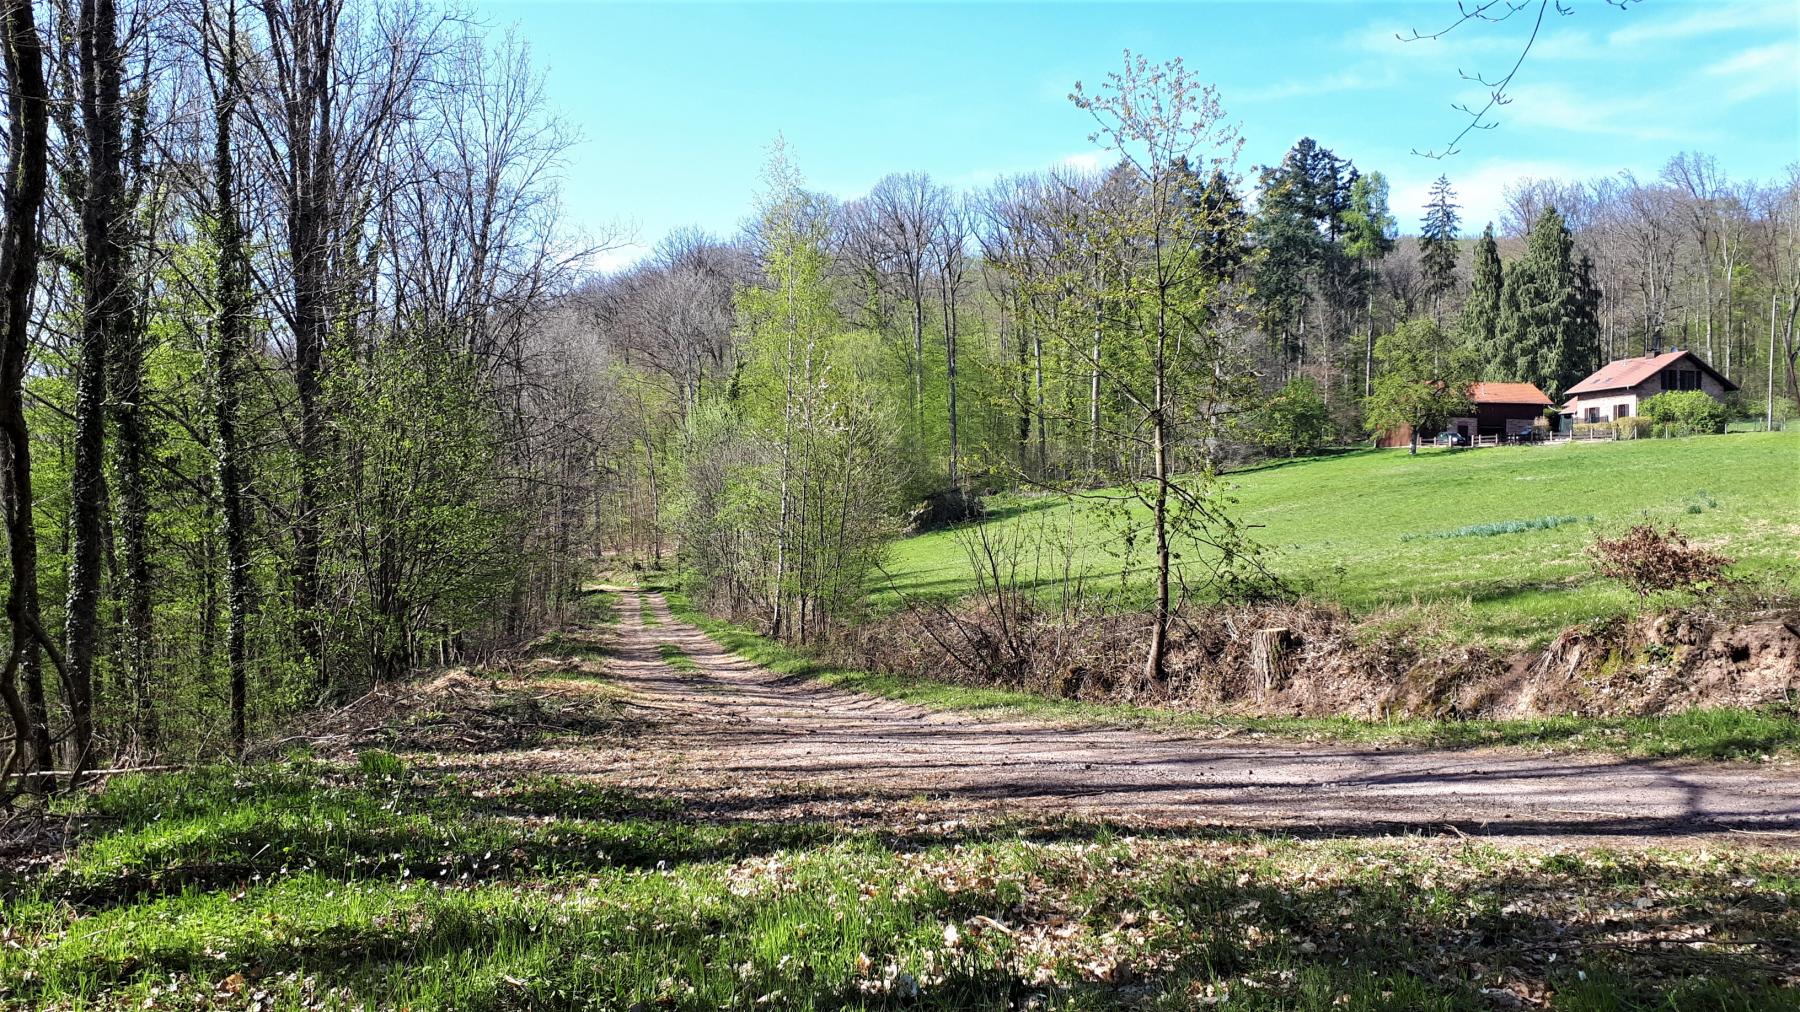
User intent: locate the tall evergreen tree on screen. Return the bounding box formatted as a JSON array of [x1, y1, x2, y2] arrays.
[[1462, 223, 1504, 376], [1565, 252, 1604, 385], [1497, 207, 1596, 398], [1419, 175, 1461, 317], [1251, 138, 1358, 377]]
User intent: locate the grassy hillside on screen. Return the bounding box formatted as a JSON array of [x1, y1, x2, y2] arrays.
[[879, 432, 1800, 647]]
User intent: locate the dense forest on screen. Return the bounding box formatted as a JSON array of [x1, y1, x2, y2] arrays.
[[2, 0, 1797, 794]]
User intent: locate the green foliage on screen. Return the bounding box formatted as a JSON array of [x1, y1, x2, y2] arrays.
[[1252, 138, 1357, 346], [1495, 208, 1598, 398], [1418, 175, 1460, 303], [1250, 375, 1332, 457], [356, 749, 406, 778], [668, 145, 900, 634], [1341, 171, 1397, 263], [1640, 391, 1728, 433], [1461, 223, 1503, 367], [1363, 319, 1477, 450], [324, 339, 523, 680]]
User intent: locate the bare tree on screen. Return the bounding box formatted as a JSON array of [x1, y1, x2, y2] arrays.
[[866, 172, 943, 440], [247, 0, 442, 694], [1071, 52, 1253, 687], [932, 193, 969, 483]]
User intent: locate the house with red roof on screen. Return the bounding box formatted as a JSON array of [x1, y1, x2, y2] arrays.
[[1559, 349, 1736, 426], [1376, 381, 1554, 448]]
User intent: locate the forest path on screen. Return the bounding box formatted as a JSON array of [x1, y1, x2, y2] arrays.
[[604, 591, 1800, 841]]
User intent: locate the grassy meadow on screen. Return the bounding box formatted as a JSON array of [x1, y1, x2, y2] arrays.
[[879, 432, 1800, 647]]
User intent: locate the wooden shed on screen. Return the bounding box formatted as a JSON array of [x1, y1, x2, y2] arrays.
[[1377, 382, 1554, 448]]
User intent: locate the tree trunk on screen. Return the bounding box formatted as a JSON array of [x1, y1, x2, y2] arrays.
[[0, 0, 54, 793], [942, 275, 959, 484], [1770, 287, 1780, 432], [64, 0, 132, 786], [1143, 294, 1170, 690], [208, 0, 253, 757]]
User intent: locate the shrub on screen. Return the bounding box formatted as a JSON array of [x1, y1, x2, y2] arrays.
[[1251, 376, 1332, 457], [1610, 416, 1651, 440], [1640, 391, 1726, 434], [1587, 524, 1734, 608], [1573, 422, 1612, 439]]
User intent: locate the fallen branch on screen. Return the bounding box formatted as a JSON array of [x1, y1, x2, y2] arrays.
[[40, 764, 184, 778]]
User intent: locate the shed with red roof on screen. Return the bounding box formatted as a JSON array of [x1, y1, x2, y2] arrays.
[[1376, 381, 1554, 448]]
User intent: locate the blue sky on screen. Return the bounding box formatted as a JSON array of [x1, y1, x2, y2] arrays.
[[472, 0, 1800, 270]]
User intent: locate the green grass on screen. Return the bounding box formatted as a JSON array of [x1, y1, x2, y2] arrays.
[[6, 758, 1798, 1011], [583, 587, 621, 626], [666, 592, 1800, 761], [658, 642, 699, 673], [880, 432, 1800, 647]]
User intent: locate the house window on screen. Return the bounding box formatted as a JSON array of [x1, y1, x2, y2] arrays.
[[1660, 368, 1701, 391], [1585, 406, 1600, 423]]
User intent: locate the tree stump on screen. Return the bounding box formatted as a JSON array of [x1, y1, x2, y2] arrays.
[[1252, 627, 1297, 694]]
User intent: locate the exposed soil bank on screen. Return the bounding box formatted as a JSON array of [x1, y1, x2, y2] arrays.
[[843, 597, 1800, 721], [621, 592, 1800, 840]]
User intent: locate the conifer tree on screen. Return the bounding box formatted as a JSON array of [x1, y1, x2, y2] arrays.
[[1419, 175, 1461, 318], [1497, 207, 1597, 398], [1461, 223, 1504, 377]]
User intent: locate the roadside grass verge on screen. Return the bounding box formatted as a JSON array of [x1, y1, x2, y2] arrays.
[[525, 590, 619, 662], [658, 642, 699, 673], [5, 757, 1798, 1011], [663, 592, 1800, 761]]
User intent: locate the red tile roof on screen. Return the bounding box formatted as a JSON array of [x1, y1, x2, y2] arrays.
[[1565, 350, 1736, 396], [1468, 381, 1552, 406]]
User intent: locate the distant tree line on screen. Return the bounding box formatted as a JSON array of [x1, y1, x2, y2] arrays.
[[582, 92, 1800, 665]]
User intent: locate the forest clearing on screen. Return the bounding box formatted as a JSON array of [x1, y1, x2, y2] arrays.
[[3, 0, 1800, 1008]]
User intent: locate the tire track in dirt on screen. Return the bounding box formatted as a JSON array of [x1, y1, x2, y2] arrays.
[[609, 591, 1800, 840]]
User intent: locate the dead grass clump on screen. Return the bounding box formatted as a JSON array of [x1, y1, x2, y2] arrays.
[[1588, 523, 1735, 608]]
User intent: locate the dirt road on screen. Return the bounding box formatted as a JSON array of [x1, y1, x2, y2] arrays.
[[600, 591, 1799, 840]]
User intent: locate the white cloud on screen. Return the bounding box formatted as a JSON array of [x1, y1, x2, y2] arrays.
[[1498, 83, 1696, 142], [1388, 159, 1618, 237], [1058, 149, 1112, 174], [1607, 1, 1795, 47], [588, 242, 649, 276], [1236, 67, 1401, 103], [1701, 40, 1800, 102]]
